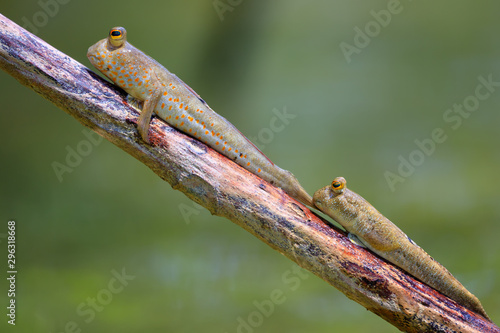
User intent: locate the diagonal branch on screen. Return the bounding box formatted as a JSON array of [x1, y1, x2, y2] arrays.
[[0, 14, 497, 333]]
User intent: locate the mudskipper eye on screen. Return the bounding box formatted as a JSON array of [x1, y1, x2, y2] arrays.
[[331, 177, 346, 194], [110, 30, 122, 38], [108, 27, 127, 47]]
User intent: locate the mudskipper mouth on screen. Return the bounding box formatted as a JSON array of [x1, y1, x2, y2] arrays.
[[313, 186, 337, 210], [312, 189, 326, 210], [87, 46, 99, 65], [313, 198, 322, 209]]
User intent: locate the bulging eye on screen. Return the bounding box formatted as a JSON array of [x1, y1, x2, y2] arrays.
[[110, 30, 122, 38], [331, 177, 346, 194], [108, 27, 127, 47]]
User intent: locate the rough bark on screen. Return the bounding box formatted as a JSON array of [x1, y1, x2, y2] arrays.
[[0, 14, 497, 333]]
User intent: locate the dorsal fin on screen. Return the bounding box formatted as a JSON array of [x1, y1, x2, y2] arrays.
[[234, 126, 274, 166]]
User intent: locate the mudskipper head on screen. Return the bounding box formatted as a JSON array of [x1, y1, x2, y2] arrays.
[[87, 27, 128, 73], [313, 177, 346, 210], [313, 176, 359, 227], [87, 27, 137, 91]]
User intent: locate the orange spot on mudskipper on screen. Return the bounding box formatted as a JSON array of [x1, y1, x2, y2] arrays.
[[244, 155, 247, 158], [216, 142, 219, 145], [199, 110, 203, 113], [193, 132, 197, 136], [184, 106, 188, 111], [205, 130, 209, 135], [189, 129, 192, 132], [163, 91, 168, 96], [222, 147, 225, 151], [188, 117, 193, 121], [179, 103, 184, 109], [135, 78, 139, 82], [228, 148, 232, 151], [257, 168, 261, 173], [161, 103, 165, 109], [168, 98, 173, 101], [169, 106, 172, 110], [116, 67, 121, 70], [180, 122, 184, 126], [235, 150, 239, 153], [211, 131, 215, 136], [138, 82, 142, 86], [181, 115, 185, 118], [247, 162, 251, 166], [211, 123, 214, 126], [175, 116, 179, 120], [107, 64, 112, 69]]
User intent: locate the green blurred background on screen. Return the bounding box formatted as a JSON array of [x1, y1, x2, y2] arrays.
[[1, 1, 499, 332]]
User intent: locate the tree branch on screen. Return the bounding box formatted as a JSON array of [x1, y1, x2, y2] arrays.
[[0, 14, 497, 333]]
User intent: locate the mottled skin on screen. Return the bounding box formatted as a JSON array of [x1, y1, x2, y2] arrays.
[[87, 27, 312, 206], [313, 177, 490, 321]]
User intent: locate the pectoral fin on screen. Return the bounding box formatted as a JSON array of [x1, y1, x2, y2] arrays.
[[137, 90, 161, 144], [348, 233, 367, 248]]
